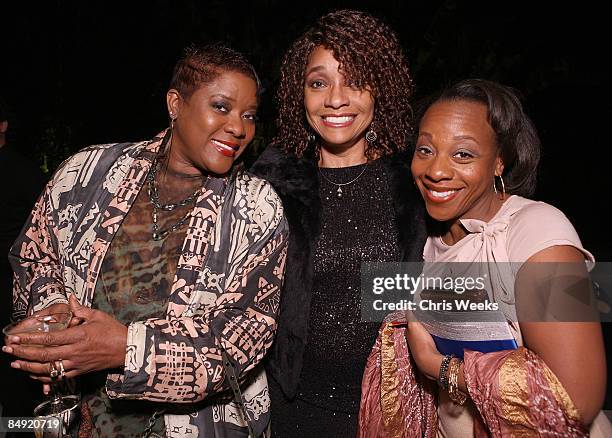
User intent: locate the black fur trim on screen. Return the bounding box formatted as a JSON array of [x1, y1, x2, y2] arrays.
[[382, 150, 428, 262]]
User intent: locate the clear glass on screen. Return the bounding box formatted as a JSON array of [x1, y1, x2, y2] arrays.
[[3, 312, 73, 337], [3, 312, 74, 414]]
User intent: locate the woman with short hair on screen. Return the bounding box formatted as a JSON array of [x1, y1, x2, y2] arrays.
[[360, 79, 608, 437], [5, 42, 288, 437]]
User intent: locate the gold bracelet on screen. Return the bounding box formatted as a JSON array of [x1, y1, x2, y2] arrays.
[[447, 358, 467, 405]]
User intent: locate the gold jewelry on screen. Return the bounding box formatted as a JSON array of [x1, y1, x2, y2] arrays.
[[49, 361, 59, 380], [447, 358, 467, 405], [58, 359, 66, 380], [493, 174, 506, 198]]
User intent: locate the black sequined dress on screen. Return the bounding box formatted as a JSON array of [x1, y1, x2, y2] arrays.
[[270, 160, 402, 437]]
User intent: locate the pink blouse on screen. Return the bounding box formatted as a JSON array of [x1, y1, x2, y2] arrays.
[[421, 195, 595, 437]]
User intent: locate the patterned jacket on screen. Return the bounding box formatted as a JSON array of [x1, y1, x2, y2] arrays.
[[10, 131, 288, 437]]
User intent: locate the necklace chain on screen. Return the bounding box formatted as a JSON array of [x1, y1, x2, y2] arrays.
[[146, 159, 204, 241], [142, 409, 166, 438], [318, 162, 369, 197]]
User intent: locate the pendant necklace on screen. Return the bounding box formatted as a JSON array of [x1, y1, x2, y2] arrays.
[[318, 162, 369, 198]]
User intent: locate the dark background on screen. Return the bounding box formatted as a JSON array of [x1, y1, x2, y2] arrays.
[[1, 0, 610, 418]]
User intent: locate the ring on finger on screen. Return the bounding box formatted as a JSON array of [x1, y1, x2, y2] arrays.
[[58, 360, 65, 380], [49, 361, 59, 379]]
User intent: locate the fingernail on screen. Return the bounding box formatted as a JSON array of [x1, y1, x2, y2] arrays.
[[2, 346, 13, 354], [10, 361, 20, 369], [9, 336, 20, 343]]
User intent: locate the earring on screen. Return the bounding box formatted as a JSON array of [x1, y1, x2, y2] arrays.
[[365, 128, 377, 144], [493, 174, 506, 198], [307, 131, 316, 144], [499, 175, 506, 198], [163, 113, 176, 156]]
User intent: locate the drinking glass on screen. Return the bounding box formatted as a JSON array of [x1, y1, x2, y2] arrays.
[[3, 312, 79, 437]]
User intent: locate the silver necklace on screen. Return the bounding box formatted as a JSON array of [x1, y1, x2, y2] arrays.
[[146, 159, 204, 241], [318, 162, 369, 197]]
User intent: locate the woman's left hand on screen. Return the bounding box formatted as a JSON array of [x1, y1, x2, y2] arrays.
[[3, 295, 128, 382], [404, 311, 444, 381]]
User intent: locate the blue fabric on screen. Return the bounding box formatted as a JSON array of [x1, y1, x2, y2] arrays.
[[432, 335, 517, 360]]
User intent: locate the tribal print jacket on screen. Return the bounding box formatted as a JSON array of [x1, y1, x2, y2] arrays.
[[10, 131, 288, 437]]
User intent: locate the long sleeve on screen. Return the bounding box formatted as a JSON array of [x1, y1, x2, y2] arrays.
[[9, 181, 67, 319], [106, 179, 288, 403]]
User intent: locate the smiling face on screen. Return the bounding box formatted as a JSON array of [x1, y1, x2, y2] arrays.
[[166, 70, 258, 176], [411, 99, 505, 228], [303, 46, 374, 157]]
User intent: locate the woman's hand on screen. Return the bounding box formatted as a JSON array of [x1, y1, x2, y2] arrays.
[[3, 295, 128, 382], [404, 311, 444, 381], [30, 302, 81, 328]]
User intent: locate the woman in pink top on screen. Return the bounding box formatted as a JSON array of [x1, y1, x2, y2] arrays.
[[359, 79, 608, 436]]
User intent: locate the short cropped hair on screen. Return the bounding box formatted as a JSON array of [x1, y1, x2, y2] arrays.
[[274, 9, 414, 159], [169, 42, 260, 99], [433, 79, 541, 197]]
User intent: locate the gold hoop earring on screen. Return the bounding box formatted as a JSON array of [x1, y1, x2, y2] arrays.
[[493, 174, 506, 198]]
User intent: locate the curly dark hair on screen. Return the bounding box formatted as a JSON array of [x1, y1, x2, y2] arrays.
[[169, 42, 260, 99], [273, 9, 414, 159], [433, 79, 540, 197]]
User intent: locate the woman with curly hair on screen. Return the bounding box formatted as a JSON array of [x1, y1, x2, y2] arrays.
[[251, 9, 426, 437]]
